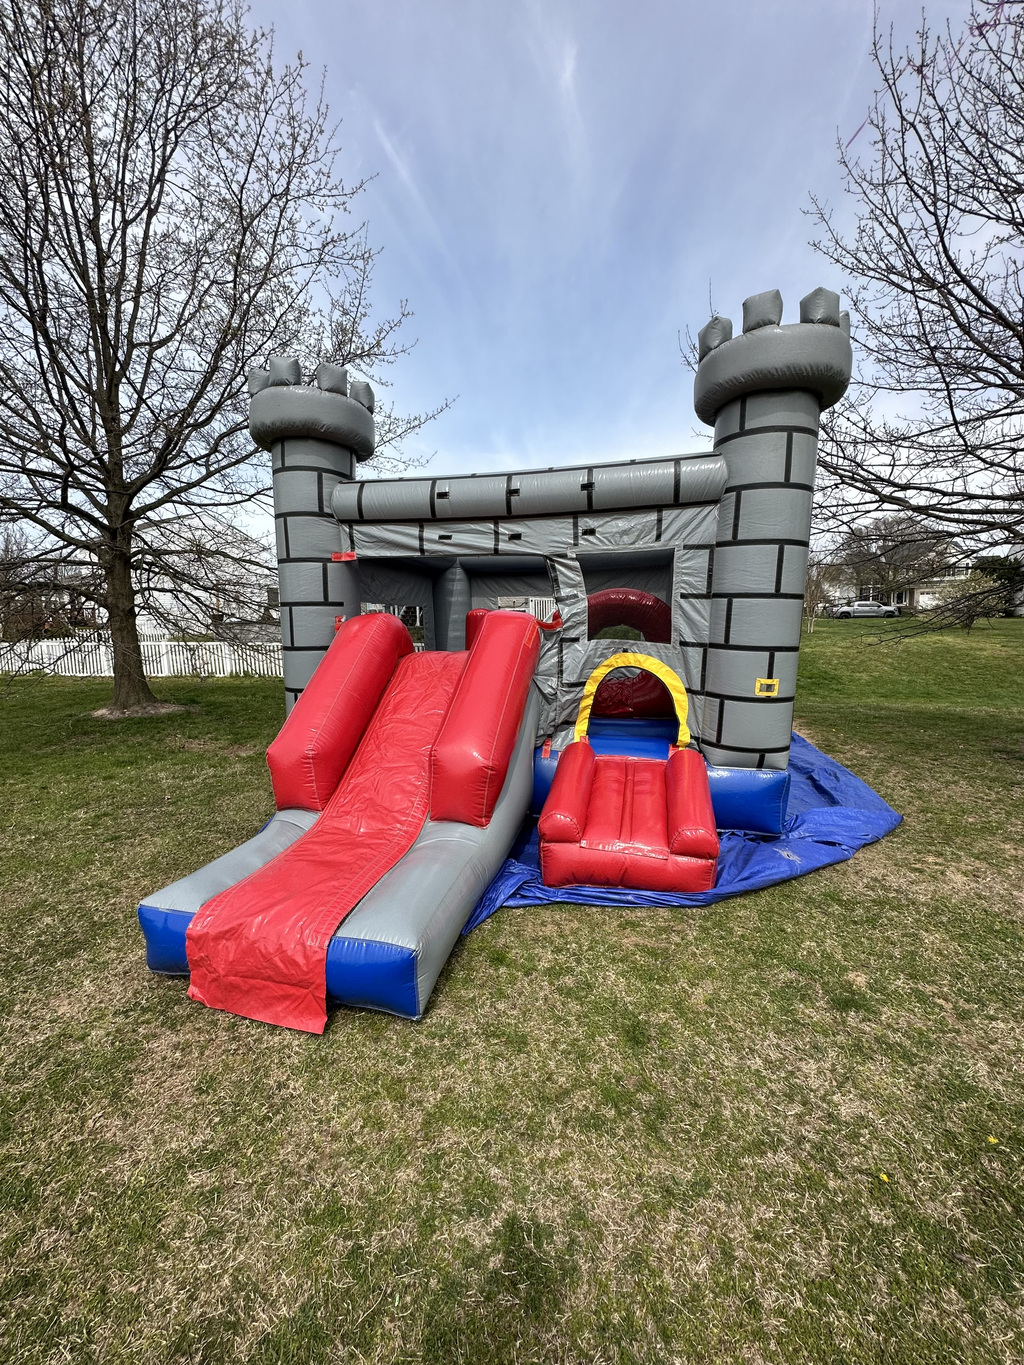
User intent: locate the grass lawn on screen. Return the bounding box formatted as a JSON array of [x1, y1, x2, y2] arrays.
[[2, 619, 1023, 1364]]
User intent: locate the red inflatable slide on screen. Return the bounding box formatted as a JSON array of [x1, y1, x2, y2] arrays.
[[539, 743, 719, 893], [185, 610, 538, 1032]]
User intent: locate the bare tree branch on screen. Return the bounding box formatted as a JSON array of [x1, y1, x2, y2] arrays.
[[0, 0, 445, 711], [809, 1, 1024, 555]]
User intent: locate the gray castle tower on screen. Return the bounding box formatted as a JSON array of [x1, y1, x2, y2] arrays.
[[694, 287, 852, 769], [248, 359, 376, 712]]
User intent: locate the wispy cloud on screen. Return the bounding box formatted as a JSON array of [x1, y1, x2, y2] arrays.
[[369, 113, 468, 289], [248, 0, 976, 475], [522, 0, 587, 181]]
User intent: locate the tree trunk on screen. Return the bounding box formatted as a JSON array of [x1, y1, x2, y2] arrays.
[[104, 546, 159, 710]]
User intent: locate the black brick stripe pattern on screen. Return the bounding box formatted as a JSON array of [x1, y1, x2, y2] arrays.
[[273, 441, 357, 711]]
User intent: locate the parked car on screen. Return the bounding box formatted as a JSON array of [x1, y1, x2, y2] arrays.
[[831, 600, 899, 618]]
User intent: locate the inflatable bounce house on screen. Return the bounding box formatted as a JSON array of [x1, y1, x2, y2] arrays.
[[138, 287, 900, 1032]]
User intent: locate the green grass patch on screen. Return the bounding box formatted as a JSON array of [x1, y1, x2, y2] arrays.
[[1, 621, 1023, 1363]]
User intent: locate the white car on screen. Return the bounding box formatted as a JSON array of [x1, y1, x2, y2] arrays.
[[832, 600, 899, 618]]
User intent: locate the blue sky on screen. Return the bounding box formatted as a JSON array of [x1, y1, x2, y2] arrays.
[[249, 0, 973, 476]]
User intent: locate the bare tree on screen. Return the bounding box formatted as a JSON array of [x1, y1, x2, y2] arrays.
[[973, 553, 1024, 614], [809, 1, 1024, 555], [0, 527, 46, 640], [834, 513, 952, 605], [802, 544, 846, 633], [129, 518, 276, 638], [0, 0, 443, 712]]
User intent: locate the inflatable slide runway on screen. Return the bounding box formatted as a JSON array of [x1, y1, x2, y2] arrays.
[[138, 610, 540, 1030]]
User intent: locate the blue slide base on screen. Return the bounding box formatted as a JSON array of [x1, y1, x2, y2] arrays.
[[138, 905, 421, 1019], [466, 733, 901, 932]]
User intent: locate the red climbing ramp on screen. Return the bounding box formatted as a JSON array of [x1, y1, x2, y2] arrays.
[[539, 743, 719, 894]]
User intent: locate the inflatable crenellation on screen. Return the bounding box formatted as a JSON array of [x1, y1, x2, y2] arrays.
[[248, 357, 375, 457]]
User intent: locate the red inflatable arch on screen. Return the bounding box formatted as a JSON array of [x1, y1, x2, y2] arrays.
[[587, 588, 675, 719], [587, 588, 670, 643]]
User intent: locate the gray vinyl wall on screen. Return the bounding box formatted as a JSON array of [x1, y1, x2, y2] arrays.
[[311, 449, 813, 768]]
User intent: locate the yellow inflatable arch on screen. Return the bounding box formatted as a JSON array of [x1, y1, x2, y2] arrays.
[[573, 652, 691, 748]]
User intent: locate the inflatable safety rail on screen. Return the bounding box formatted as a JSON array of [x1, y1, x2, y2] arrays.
[[137, 610, 540, 1031]]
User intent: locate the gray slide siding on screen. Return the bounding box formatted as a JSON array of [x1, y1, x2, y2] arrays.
[[142, 808, 320, 917], [335, 687, 540, 1013]]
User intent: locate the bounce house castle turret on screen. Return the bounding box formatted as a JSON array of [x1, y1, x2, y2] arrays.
[[248, 358, 377, 711], [694, 287, 852, 770]]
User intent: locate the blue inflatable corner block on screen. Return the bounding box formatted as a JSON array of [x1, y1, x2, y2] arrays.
[[705, 765, 790, 836], [139, 904, 190, 975], [324, 937, 420, 1019]]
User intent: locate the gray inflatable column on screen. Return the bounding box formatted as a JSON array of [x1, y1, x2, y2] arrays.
[[248, 359, 376, 711], [693, 288, 852, 770], [431, 561, 471, 651]]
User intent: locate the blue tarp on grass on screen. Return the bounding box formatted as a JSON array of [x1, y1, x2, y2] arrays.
[[463, 733, 901, 933]]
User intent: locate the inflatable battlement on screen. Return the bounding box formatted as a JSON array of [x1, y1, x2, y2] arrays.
[[693, 287, 852, 425], [248, 357, 376, 464]]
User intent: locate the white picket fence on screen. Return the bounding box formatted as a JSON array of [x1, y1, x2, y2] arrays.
[[0, 636, 283, 678], [1, 599, 560, 680]]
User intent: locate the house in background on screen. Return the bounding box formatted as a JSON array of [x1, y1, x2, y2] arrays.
[[823, 516, 970, 612], [136, 576, 281, 642], [834, 561, 972, 612], [0, 561, 99, 641]]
